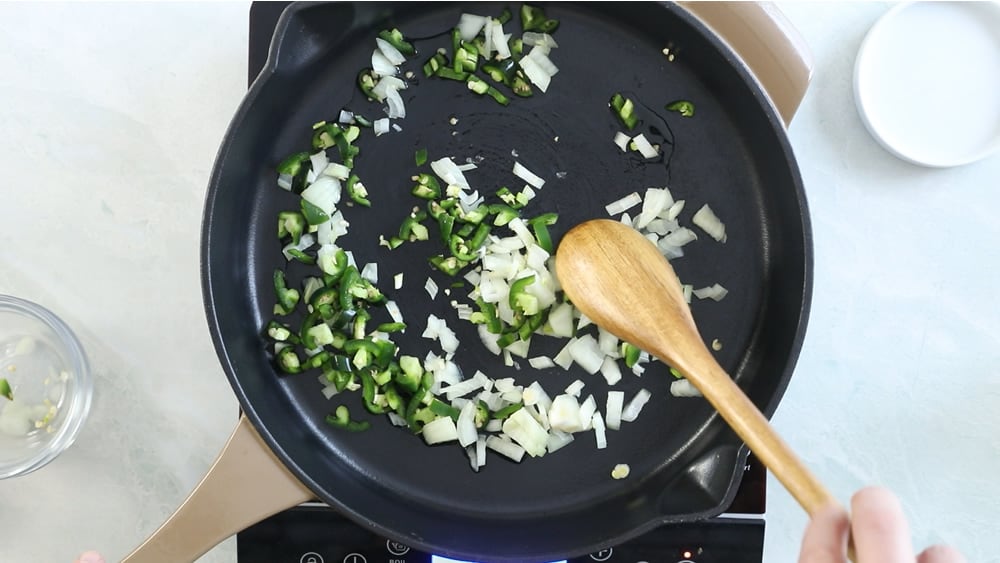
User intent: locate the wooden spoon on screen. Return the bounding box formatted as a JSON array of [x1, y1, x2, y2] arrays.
[[555, 219, 844, 525]]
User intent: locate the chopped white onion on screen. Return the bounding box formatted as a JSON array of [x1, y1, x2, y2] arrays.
[[301, 176, 341, 215], [322, 162, 351, 180], [372, 76, 406, 99], [526, 46, 559, 76], [528, 356, 555, 369], [431, 157, 471, 189], [309, 151, 329, 178], [592, 412, 607, 449], [569, 334, 604, 374], [371, 48, 398, 77], [320, 384, 339, 400], [482, 18, 495, 59], [376, 37, 406, 65], [518, 54, 551, 93], [277, 173, 293, 191], [605, 191, 641, 216], [386, 300, 404, 324], [621, 389, 652, 422], [338, 109, 355, 124], [425, 277, 439, 300], [660, 227, 698, 248], [553, 338, 576, 370], [476, 435, 487, 468], [693, 283, 729, 301], [548, 394, 583, 433], [682, 284, 693, 304], [512, 161, 546, 189], [392, 123, 403, 132], [373, 118, 390, 136], [505, 337, 530, 358], [522, 32, 559, 49], [546, 430, 574, 453], [578, 395, 597, 430], [423, 416, 459, 445], [493, 21, 511, 59], [478, 324, 502, 355], [670, 379, 703, 397], [502, 408, 548, 457], [562, 379, 585, 399], [613, 132, 631, 152], [456, 162, 478, 172], [632, 133, 659, 159], [393, 273, 404, 290], [486, 435, 525, 462], [597, 328, 619, 357], [360, 262, 378, 284], [636, 187, 673, 229], [599, 357, 622, 386], [485, 419, 503, 433], [666, 199, 686, 221], [458, 13, 487, 41], [605, 391, 625, 430], [387, 412, 408, 427], [457, 401, 478, 447], [692, 204, 727, 242], [282, 233, 315, 261], [385, 87, 406, 119], [547, 302, 575, 338]]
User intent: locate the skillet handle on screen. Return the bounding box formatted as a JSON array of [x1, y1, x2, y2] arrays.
[[122, 416, 312, 563], [678, 1, 813, 126]]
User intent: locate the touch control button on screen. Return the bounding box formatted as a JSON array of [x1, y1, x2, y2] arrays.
[[386, 539, 411, 556], [299, 553, 324, 563], [589, 548, 613, 561]]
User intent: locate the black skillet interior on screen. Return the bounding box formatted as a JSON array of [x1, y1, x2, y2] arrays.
[[203, 2, 811, 561]]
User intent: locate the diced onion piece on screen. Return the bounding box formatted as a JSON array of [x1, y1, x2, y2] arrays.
[[502, 408, 549, 457], [323, 162, 351, 180], [394, 273, 404, 290], [682, 284, 693, 304], [636, 187, 673, 229], [300, 176, 341, 215], [660, 227, 698, 248], [457, 401, 478, 447], [310, 151, 329, 177], [321, 384, 340, 400], [485, 419, 504, 433], [385, 87, 406, 119], [666, 199, 685, 221], [548, 394, 583, 433], [564, 379, 585, 397], [569, 334, 604, 374], [493, 21, 511, 59], [522, 32, 559, 49], [372, 76, 406, 99], [599, 357, 622, 386], [632, 133, 659, 159], [376, 37, 406, 65], [553, 338, 576, 370], [592, 412, 607, 449], [693, 283, 729, 302], [371, 48, 398, 77], [528, 356, 555, 369], [605, 191, 641, 215], [338, 109, 354, 124], [546, 430, 574, 453], [478, 324, 502, 356], [578, 395, 597, 431], [605, 391, 625, 430], [282, 233, 315, 261], [458, 13, 487, 41], [512, 161, 546, 189], [486, 435, 525, 462], [431, 157, 471, 189], [547, 302, 574, 337], [388, 412, 408, 427], [456, 162, 478, 172], [527, 47, 559, 76], [671, 379, 703, 397], [518, 54, 551, 93], [611, 464, 631, 479], [613, 132, 631, 152], [392, 123, 403, 132], [277, 173, 293, 190], [521, 381, 552, 411], [386, 300, 404, 323], [423, 416, 459, 444], [621, 389, 652, 423], [597, 328, 619, 357], [505, 337, 530, 358], [577, 312, 593, 330], [425, 277, 439, 299], [692, 204, 727, 242], [476, 435, 487, 468], [374, 118, 390, 136], [360, 262, 378, 283]]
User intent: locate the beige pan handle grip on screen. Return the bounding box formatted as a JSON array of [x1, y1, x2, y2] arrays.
[[678, 1, 813, 126], [122, 416, 312, 563]]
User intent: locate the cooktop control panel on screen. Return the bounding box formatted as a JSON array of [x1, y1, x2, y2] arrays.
[[236, 505, 763, 563]]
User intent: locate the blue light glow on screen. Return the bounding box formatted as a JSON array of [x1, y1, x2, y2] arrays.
[[432, 558, 566, 563]]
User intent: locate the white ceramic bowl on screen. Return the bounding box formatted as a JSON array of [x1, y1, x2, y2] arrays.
[[854, 1, 1000, 167], [0, 296, 92, 478]]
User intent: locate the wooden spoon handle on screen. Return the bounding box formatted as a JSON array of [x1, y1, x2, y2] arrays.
[[693, 359, 836, 515]]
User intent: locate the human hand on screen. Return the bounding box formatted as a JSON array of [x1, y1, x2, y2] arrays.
[[798, 486, 965, 563], [74, 551, 105, 563]]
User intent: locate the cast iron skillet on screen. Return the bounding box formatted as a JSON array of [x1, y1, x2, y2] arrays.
[[130, 2, 813, 562]]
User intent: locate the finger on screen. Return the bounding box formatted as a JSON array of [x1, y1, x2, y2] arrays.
[[917, 544, 967, 563], [851, 486, 916, 563], [75, 551, 105, 563], [798, 503, 850, 563]]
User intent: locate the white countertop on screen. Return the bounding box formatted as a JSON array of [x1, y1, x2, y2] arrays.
[[1, 3, 997, 562]]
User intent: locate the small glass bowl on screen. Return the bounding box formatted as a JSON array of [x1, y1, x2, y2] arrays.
[[0, 295, 92, 478]]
